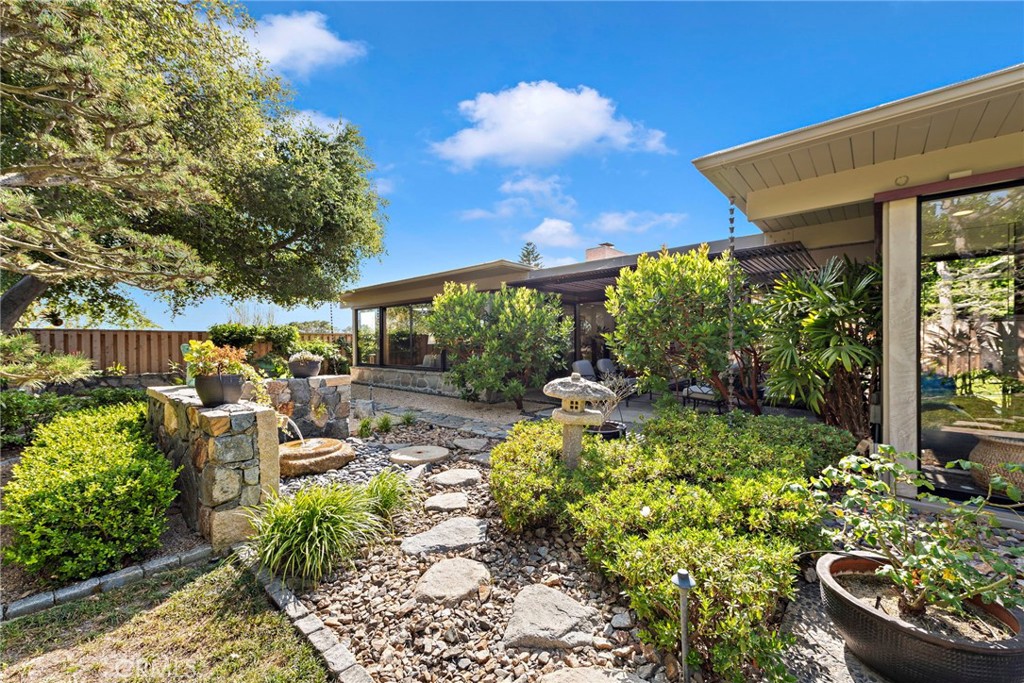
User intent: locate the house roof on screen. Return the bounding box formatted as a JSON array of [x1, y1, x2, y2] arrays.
[[341, 259, 533, 308], [693, 64, 1024, 232]]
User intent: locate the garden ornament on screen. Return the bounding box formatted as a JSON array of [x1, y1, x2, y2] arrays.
[[543, 372, 614, 468]]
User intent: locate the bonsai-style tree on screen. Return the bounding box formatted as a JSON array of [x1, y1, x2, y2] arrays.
[[762, 258, 881, 438], [605, 246, 763, 412], [519, 242, 544, 268], [0, 333, 95, 389], [427, 283, 572, 410]]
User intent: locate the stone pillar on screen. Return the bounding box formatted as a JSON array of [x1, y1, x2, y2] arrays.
[[264, 375, 351, 440], [147, 386, 280, 551]]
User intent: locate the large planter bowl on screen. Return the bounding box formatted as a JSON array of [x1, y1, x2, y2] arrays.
[[968, 433, 1024, 492], [194, 374, 244, 408], [288, 360, 322, 379], [817, 553, 1024, 683], [585, 420, 627, 440]]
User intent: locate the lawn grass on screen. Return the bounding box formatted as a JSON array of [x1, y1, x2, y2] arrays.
[[0, 561, 328, 682]]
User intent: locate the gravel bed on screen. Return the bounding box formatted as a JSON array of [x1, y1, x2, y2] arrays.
[[352, 386, 546, 426], [280, 439, 402, 494]]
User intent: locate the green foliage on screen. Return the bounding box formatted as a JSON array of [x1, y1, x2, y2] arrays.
[[490, 409, 842, 681], [253, 352, 289, 379], [606, 246, 764, 411], [762, 258, 881, 438], [0, 333, 95, 389], [0, 386, 144, 448], [375, 415, 393, 433], [260, 324, 300, 355], [365, 469, 417, 522], [248, 484, 382, 584], [209, 323, 260, 349], [428, 283, 572, 409], [1, 403, 178, 581], [183, 339, 247, 376], [400, 411, 416, 426], [818, 446, 1024, 618], [292, 338, 347, 374], [357, 417, 374, 439], [606, 529, 798, 683], [519, 241, 543, 267]]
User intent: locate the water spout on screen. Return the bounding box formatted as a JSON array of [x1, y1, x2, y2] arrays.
[[279, 415, 304, 445]]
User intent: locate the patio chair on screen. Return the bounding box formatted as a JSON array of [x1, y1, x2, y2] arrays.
[[572, 360, 598, 380], [596, 358, 639, 406], [683, 383, 726, 414]]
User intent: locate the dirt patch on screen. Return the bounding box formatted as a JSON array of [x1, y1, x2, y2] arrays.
[[835, 573, 1015, 643]]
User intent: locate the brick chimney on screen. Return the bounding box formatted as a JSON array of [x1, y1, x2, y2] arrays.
[[585, 242, 626, 262]]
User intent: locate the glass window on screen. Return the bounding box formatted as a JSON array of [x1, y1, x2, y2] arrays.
[[919, 184, 1024, 496], [383, 303, 440, 368], [356, 309, 379, 365], [578, 302, 615, 363]]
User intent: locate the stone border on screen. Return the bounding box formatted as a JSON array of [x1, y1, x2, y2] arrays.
[[252, 565, 373, 682], [0, 545, 214, 622]]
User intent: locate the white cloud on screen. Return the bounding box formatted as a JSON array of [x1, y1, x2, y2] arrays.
[[292, 109, 343, 132], [432, 81, 671, 168], [500, 173, 576, 215], [251, 12, 366, 77], [375, 178, 396, 195], [523, 218, 580, 248], [460, 198, 531, 221], [589, 211, 687, 234], [544, 255, 578, 267]]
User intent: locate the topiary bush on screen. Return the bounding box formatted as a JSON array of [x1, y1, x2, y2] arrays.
[[208, 323, 260, 349], [0, 387, 146, 448], [1, 403, 178, 581]]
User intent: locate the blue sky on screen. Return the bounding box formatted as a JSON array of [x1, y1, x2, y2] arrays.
[[133, 1, 1023, 331]]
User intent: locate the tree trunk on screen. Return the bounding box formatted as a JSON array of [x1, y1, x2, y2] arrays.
[[1, 275, 50, 333]]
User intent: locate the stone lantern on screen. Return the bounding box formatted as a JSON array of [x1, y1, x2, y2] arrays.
[[543, 372, 614, 469]]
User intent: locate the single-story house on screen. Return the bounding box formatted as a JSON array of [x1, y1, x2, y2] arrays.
[[344, 64, 1024, 501]]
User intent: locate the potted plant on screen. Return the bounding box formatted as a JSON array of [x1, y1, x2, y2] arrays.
[[288, 350, 323, 378], [183, 339, 249, 407], [586, 372, 634, 440], [814, 446, 1024, 683]]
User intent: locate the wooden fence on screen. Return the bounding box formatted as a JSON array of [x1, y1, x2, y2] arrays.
[[27, 329, 352, 375]]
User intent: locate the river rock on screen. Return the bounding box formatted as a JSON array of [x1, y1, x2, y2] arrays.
[[428, 468, 482, 487], [414, 558, 491, 605], [538, 668, 645, 683], [503, 584, 599, 649], [400, 516, 488, 555], [424, 492, 469, 512], [453, 437, 488, 451]]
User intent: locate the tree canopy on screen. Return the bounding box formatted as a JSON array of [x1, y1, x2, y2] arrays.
[[519, 242, 543, 268], [0, 0, 386, 331]]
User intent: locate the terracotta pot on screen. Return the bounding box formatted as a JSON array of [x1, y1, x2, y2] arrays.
[[194, 374, 244, 408], [288, 360, 322, 378], [817, 553, 1024, 683], [585, 420, 627, 440]]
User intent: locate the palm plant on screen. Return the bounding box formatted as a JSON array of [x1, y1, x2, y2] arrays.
[[762, 258, 881, 438]]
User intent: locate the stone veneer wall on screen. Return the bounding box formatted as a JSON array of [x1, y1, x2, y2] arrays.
[[264, 375, 351, 439], [351, 366, 461, 399], [49, 372, 179, 395], [147, 386, 279, 551]]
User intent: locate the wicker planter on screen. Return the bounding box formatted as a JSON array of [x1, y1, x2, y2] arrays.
[[288, 360, 322, 378], [968, 434, 1024, 492], [817, 553, 1024, 683], [194, 374, 244, 408]]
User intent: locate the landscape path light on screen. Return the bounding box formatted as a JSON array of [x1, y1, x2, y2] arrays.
[[672, 568, 697, 683], [542, 372, 613, 469]]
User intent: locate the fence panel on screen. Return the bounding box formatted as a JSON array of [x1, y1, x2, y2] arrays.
[[25, 329, 353, 374]]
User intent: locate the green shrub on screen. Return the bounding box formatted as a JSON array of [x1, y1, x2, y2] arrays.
[[292, 339, 348, 374], [0, 387, 145, 448], [365, 469, 416, 521], [375, 414, 392, 433], [568, 480, 727, 562], [254, 352, 289, 379], [744, 414, 856, 477], [208, 323, 259, 348], [357, 417, 373, 439], [400, 411, 416, 426], [1, 403, 178, 581], [260, 324, 300, 355], [714, 474, 825, 550], [606, 528, 798, 683], [250, 484, 382, 583]]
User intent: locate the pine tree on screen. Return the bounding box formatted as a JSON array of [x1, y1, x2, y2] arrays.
[[519, 242, 543, 268]]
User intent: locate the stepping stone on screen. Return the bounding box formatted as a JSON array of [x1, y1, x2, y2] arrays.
[[453, 437, 488, 451], [424, 492, 469, 512], [538, 669, 644, 683], [400, 516, 488, 555], [502, 584, 599, 649], [463, 451, 491, 467], [414, 558, 491, 605], [428, 468, 482, 487], [390, 445, 450, 466], [279, 438, 355, 477]]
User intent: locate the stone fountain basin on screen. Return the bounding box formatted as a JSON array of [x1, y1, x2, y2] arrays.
[[279, 438, 355, 477]]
